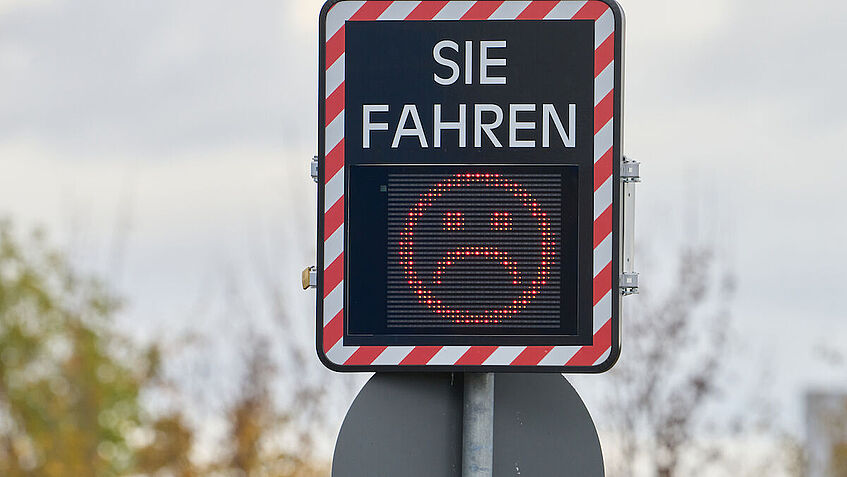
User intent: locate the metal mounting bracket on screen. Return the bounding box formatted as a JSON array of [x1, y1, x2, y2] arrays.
[[621, 158, 640, 182], [310, 155, 319, 183], [620, 272, 639, 295], [621, 155, 639, 296]]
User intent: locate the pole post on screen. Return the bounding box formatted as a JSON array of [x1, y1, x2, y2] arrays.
[[462, 373, 494, 477]]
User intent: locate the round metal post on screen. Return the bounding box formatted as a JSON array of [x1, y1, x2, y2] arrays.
[[462, 373, 494, 477]]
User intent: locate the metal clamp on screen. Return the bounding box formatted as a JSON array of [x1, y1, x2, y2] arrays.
[[620, 272, 639, 295], [310, 155, 319, 183], [621, 157, 640, 183], [301, 266, 316, 290]]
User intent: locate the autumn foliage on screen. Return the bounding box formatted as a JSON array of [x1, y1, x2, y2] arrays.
[[0, 220, 328, 477]]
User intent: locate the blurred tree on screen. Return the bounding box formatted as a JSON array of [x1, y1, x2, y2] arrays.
[[210, 338, 329, 477], [594, 245, 807, 476], [0, 219, 330, 476], [811, 347, 847, 477], [832, 441, 847, 477], [822, 400, 847, 477], [596, 246, 737, 477], [134, 414, 199, 477], [0, 219, 153, 476]]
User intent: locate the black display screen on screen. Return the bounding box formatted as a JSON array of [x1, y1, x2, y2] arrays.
[[347, 165, 590, 346]]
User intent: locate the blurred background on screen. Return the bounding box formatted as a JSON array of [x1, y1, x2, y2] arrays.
[[1, 0, 845, 475]]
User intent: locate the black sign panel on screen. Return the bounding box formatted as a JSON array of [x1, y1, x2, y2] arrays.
[[317, 0, 624, 372], [344, 21, 595, 345], [345, 20, 595, 161]]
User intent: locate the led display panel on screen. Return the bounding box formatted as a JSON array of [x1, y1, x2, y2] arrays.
[[346, 165, 589, 346]]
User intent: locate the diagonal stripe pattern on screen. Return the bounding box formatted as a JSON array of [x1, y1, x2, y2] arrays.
[[322, 0, 616, 368]]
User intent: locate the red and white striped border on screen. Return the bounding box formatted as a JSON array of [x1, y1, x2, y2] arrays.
[[321, 0, 616, 368]]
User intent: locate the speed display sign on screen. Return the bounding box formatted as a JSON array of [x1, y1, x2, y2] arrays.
[[316, 0, 625, 372]]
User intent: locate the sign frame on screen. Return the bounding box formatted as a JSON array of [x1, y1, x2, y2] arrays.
[[316, 0, 625, 373]]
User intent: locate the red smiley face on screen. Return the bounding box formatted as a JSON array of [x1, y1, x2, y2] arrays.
[[398, 173, 555, 324]]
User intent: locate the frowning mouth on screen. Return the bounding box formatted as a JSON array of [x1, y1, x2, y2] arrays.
[[431, 246, 528, 323], [435, 247, 521, 287]]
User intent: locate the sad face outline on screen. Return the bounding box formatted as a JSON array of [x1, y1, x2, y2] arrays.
[[398, 173, 556, 324]]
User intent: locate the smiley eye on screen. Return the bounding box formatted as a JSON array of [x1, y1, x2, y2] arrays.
[[443, 211, 464, 231], [490, 211, 512, 231]]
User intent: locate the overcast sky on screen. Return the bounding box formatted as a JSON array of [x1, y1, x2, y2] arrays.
[[1, 0, 846, 439]]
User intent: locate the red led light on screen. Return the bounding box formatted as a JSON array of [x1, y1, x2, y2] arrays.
[[443, 211, 464, 231], [490, 211, 512, 231]]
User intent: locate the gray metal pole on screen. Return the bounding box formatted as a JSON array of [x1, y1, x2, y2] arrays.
[[462, 373, 494, 477]]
